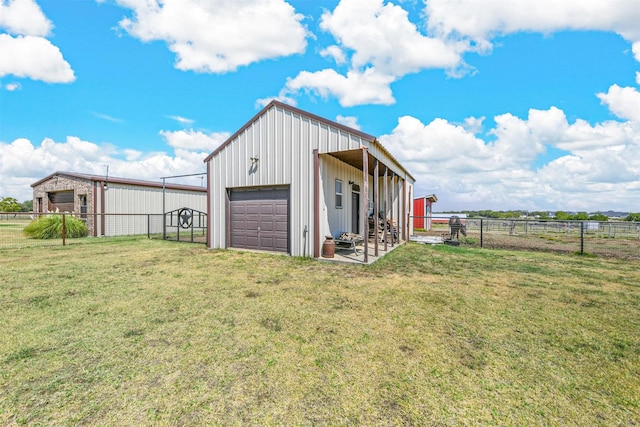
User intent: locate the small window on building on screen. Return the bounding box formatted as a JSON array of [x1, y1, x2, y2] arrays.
[[335, 179, 343, 209], [79, 194, 87, 219]]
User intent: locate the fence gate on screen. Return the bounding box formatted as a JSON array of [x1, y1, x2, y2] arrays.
[[164, 207, 207, 243]]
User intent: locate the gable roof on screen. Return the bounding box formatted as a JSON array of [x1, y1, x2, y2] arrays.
[[205, 100, 377, 163], [204, 101, 414, 182], [31, 171, 206, 192]]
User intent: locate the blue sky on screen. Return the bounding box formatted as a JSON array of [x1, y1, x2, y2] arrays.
[[1, 0, 640, 212]]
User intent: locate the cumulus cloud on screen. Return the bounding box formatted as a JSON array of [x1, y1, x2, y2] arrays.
[[0, 0, 52, 36], [380, 106, 640, 211], [0, 0, 75, 83], [282, 0, 640, 107], [113, 0, 308, 73], [285, 68, 396, 106], [425, 0, 640, 59], [0, 134, 214, 202], [159, 129, 229, 151], [283, 0, 462, 106], [335, 115, 360, 130], [597, 84, 640, 123]]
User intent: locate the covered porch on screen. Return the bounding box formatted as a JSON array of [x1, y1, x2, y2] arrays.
[[313, 145, 414, 264]]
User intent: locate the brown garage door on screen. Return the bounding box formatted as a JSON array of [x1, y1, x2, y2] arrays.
[[229, 187, 289, 253]]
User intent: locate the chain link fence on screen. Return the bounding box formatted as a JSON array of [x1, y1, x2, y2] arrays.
[[414, 216, 640, 259]]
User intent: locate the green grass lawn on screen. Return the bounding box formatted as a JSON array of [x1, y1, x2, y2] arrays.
[[1, 238, 639, 425]]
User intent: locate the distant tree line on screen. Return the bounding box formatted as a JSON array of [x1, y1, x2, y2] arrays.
[[0, 197, 33, 212], [437, 209, 640, 222]]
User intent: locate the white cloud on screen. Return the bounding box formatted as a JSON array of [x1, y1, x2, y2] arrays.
[[320, 45, 347, 65], [285, 68, 396, 106], [633, 42, 640, 62], [4, 81, 21, 91], [92, 112, 124, 123], [167, 115, 195, 125], [320, 0, 460, 75], [425, 0, 640, 60], [283, 0, 640, 107], [0, 34, 75, 83], [114, 0, 308, 73], [462, 116, 485, 134], [0, 1, 75, 83], [335, 115, 360, 130], [380, 107, 640, 211], [284, 0, 462, 107], [0, 0, 52, 36], [636, 71, 640, 85], [159, 129, 229, 151], [0, 134, 213, 202], [597, 84, 640, 123]]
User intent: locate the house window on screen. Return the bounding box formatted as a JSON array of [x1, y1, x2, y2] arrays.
[[335, 179, 343, 209], [79, 194, 87, 219]]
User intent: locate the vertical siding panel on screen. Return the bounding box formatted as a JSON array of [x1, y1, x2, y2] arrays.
[[206, 102, 413, 255]]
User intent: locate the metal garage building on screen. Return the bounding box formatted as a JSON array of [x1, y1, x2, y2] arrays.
[[205, 101, 415, 262], [31, 171, 206, 237]]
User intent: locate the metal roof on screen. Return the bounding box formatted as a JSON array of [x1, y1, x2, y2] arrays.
[[31, 171, 206, 192]]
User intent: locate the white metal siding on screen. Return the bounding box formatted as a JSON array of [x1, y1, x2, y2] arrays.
[[101, 184, 206, 236], [208, 103, 414, 256]]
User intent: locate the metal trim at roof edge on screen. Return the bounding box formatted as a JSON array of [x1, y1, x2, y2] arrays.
[[31, 171, 207, 193]]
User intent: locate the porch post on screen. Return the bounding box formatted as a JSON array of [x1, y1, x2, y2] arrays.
[[373, 159, 379, 257], [313, 149, 320, 258], [362, 147, 369, 264], [383, 167, 388, 251], [402, 179, 406, 241], [390, 171, 395, 247]]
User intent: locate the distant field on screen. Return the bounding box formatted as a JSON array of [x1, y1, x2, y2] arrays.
[[1, 238, 639, 425], [422, 220, 640, 259]]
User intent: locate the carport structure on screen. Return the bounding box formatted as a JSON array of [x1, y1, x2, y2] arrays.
[[205, 101, 415, 263]]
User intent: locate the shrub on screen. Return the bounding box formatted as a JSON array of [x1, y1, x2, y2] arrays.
[[625, 213, 640, 222], [24, 215, 88, 239]]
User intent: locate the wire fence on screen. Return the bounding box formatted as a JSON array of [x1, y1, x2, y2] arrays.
[[4, 212, 639, 259], [0, 212, 207, 250], [414, 216, 640, 260]]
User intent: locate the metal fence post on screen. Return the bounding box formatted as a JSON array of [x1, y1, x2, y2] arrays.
[[580, 221, 584, 255], [62, 214, 66, 246], [147, 214, 150, 239], [480, 218, 483, 248]]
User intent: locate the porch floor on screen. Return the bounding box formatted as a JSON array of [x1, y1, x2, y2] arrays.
[[319, 238, 405, 264]]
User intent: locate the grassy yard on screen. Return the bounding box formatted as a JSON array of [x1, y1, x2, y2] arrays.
[[1, 238, 639, 425]]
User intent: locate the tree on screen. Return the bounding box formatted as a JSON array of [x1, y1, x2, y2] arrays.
[[21, 200, 33, 212], [573, 212, 589, 220], [554, 211, 570, 220], [589, 213, 609, 221], [625, 213, 640, 222], [0, 197, 21, 212]]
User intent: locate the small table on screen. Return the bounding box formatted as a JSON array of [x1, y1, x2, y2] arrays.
[[335, 234, 364, 255]]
